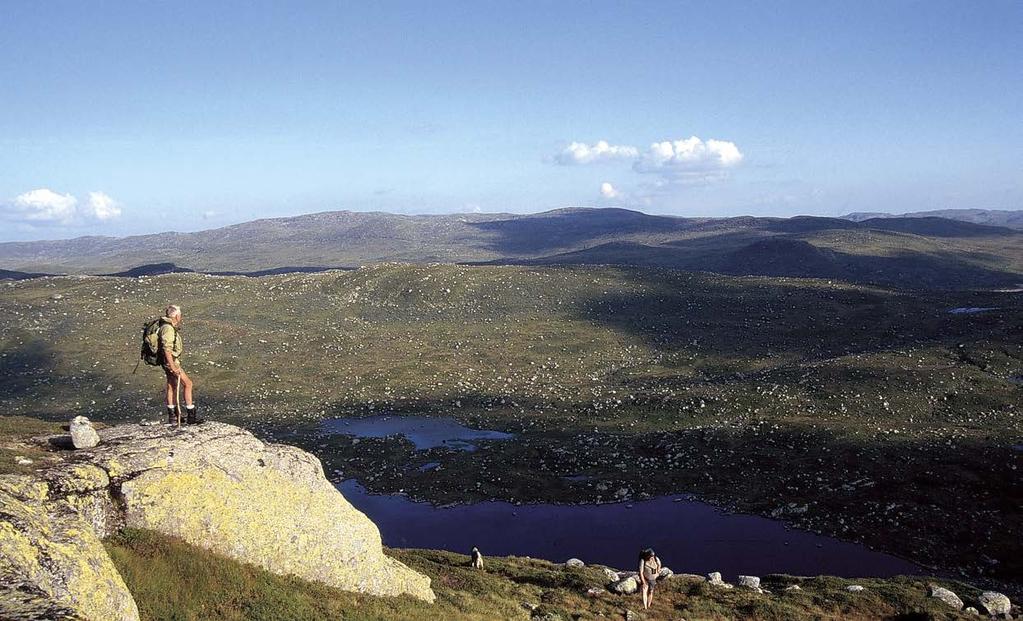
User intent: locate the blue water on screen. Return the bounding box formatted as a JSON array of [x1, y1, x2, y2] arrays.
[[321, 415, 513, 451], [947, 307, 998, 314], [339, 480, 923, 579]]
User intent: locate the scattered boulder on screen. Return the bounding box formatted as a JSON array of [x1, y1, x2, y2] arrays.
[[610, 576, 639, 595], [658, 567, 673, 579], [977, 591, 1011, 616], [964, 607, 979, 615], [586, 587, 606, 598], [846, 585, 865, 593], [707, 571, 723, 584], [738, 575, 761, 589], [601, 566, 620, 582], [565, 558, 585, 568], [624, 610, 642, 621], [928, 585, 963, 610], [785, 585, 802, 591], [69, 416, 100, 449]]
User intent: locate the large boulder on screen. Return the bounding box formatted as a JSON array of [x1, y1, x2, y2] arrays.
[[928, 585, 963, 610], [0, 475, 139, 621], [610, 576, 639, 595], [55, 422, 435, 602], [977, 591, 1011, 616]]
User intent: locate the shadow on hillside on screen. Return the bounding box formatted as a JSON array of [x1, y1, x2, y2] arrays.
[[501, 236, 1022, 290], [569, 266, 1021, 360], [466, 209, 692, 255], [0, 340, 66, 400]]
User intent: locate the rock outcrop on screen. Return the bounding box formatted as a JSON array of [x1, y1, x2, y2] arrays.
[[1, 421, 435, 621], [0, 475, 139, 621]]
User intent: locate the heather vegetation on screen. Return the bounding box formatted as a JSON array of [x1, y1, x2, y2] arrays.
[[1, 262, 1020, 599], [106, 529, 986, 621]]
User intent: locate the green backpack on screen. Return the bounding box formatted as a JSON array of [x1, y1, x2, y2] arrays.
[[140, 319, 164, 366]]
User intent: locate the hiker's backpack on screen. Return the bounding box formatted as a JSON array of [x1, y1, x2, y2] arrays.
[[140, 319, 164, 366]]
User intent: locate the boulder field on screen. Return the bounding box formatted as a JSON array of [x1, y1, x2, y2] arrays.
[[0, 421, 435, 621]]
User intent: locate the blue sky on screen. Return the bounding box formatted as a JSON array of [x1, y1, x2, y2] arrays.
[[1, 1, 1020, 241]]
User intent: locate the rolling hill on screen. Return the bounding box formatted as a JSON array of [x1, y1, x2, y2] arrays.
[[1, 207, 1020, 289]]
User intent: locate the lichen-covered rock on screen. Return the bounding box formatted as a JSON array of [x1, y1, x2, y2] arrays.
[[0, 476, 139, 621], [977, 591, 1011, 616], [59, 422, 434, 602], [928, 585, 963, 610], [738, 575, 761, 589], [69, 416, 99, 449], [564, 558, 585, 568]]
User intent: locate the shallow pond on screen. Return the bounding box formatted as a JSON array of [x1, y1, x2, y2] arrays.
[[321, 415, 513, 451], [339, 480, 922, 579]]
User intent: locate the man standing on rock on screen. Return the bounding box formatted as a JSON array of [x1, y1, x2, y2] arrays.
[[159, 304, 200, 425]]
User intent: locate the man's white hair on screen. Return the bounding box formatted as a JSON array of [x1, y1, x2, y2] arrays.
[[165, 304, 181, 318]]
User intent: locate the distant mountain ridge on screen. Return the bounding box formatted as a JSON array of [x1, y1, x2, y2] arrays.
[[1, 207, 1020, 290], [843, 208, 1023, 230]]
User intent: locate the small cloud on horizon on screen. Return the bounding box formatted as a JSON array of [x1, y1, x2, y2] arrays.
[[554, 140, 639, 165], [2, 188, 123, 226], [599, 182, 621, 199], [633, 137, 743, 177]]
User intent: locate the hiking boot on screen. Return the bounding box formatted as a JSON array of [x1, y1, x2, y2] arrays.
[[186, 406, 202, 425], [166, 407, 178, 425]]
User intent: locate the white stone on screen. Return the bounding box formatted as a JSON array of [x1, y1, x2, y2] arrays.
[[70, 416, 100, 449]]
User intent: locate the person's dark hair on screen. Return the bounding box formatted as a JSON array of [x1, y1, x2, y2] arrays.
[[639, 548, 655, 561]]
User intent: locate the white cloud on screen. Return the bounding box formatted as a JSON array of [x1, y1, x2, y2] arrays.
[[3, 188, 122, 225], [84, 191, 121, 220], [634, 136, 743, 176], [11, 189, 79, 223], [554, 140, 639, 165], [599, 182, 620, 199]]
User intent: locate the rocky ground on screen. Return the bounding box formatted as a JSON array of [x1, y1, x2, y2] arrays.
[[107, 530, 1016, 620], [1, 265, 1020, 598]]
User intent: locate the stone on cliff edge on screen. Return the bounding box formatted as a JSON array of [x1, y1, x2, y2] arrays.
[[69, 416, 99, 449], [67, 422, 435, 602], [0, 475, 140, 621]]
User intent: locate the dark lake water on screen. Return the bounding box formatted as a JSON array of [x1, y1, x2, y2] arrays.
[[340, 480, 922, 579], [326, 414, 922, 578], [322, 414, 513, 451]]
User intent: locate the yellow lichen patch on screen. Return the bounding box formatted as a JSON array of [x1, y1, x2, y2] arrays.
[[103, 458, 127, 479], [0, 474, 49, 502], [47, 463, 110, 494], [0, 489, 140, 621], [121, 464, 434, 601]]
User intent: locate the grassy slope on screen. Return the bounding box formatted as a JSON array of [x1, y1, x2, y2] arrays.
[[105, 529, 982, 621], [1, 265, 1020, 589]]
